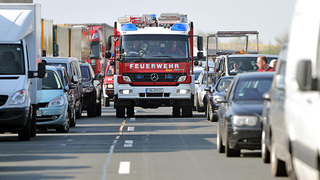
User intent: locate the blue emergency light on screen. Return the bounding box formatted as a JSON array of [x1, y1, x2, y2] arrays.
[[166, 75, 173, 79], [137, 75, 142, 79], [171, 23, 188, 31], [121, 23, 138, 31]]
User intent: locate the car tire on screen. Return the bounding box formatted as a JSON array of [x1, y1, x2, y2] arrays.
[[87, 100, 97, 117], [261, 129, 270, 163], [182, 106, 192, 117], [172, 106, 180, 117], [225, 130, 240, 157], [116, 106, 125, 118], [56, 110, 70, 133], [75, 101, 82, 119], [271, 138, 287, 176], [70, 108, 76, 127], [206, 103, 210, 120], [96, 98, 102, 116], [217, 122, 225, 153], [127, 106, 134, 117], [208, 104, 215, 122], [104, 97, 110, 107]]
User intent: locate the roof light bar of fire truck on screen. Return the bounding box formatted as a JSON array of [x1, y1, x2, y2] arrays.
[[171, 23, 188, 31], [121, 23, 138, 31]]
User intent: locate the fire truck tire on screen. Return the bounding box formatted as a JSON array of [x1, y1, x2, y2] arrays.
[[104, 97, 110, 107], [116, 106, 125, 118], [127, 106, 134, 117], [182, 106, 193, 117], [172, 106, 180, 117]]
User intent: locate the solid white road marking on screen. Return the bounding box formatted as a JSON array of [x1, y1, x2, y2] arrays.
[[127, 127, 135, 131], [118, 161, 130, 174]]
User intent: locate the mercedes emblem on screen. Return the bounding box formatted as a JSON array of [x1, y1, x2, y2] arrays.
[[150, 73, 159, 81]]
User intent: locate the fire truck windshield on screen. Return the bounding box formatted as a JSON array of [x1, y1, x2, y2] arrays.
[[122, 35, 189, 62]]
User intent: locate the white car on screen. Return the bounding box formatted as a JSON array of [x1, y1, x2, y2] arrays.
[[194, 70, 214, 112]]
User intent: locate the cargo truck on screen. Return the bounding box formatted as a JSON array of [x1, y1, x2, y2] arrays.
[[106, 13, 203, 118], [0, 3, 46, 141]]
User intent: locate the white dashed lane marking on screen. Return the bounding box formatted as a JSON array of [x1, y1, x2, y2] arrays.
[[127, 127, 135, 131], [124, 140, 133, 147], [118, 161, 130, 174]]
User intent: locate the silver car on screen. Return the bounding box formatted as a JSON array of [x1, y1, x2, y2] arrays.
[[194, 70, 214, 112]]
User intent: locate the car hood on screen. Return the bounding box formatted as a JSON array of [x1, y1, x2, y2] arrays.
[[38, 90, 64, 103], [231, 100, 264, 116]]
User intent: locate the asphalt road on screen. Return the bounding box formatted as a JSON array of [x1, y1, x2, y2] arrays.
[[0, 104, 288, 180]]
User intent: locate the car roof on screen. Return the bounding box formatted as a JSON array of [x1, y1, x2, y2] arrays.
[[42, 57, 79, 63], [226, 54, 278, 58], [237, 72, 274, 79], [45, 65, 58, 72]]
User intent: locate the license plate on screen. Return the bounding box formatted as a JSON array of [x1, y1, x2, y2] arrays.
[[146, 88, 163, 93], [36, 110, 43, 117]]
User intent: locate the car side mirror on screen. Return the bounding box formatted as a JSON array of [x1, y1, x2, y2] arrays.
[[94, 74, 102, 80], [64, 85, 70, 92], [195, 80, 199, 84], [68, 83, 77, 89], [204, 87, 211, 92], [263, 92, 271, 101], [215, 95, 227, 104]]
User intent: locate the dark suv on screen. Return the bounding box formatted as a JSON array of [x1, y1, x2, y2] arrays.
[[80, 62, 102, 117], [42, 57, 83, 119]]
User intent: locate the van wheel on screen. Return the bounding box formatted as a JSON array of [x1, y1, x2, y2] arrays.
[[31, 105, 37, 137], [104, 97, 110, 107], [18, 109, 32, 141], [182, 106, 192, 117], [172, 106, 180, 117], [271, 138, 287, 176]]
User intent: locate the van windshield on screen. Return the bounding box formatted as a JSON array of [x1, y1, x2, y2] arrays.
[[0, 44, 25, 75]]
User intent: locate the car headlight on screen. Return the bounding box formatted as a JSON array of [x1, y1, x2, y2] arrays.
[[122, 76, 132, 82], [231, 115, 258, 126], [119, 89, 132, 94], [48, 96, 65, 107], [176, 89, 190, 94], [177, 76, 187, 82], [83, 86, 94, 93], [9, 89, 27, 105], [107, 84, 114, 89]]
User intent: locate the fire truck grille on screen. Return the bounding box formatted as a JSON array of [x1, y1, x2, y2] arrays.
[[124, 73, 186, 82], [0, 95, 8, 106]]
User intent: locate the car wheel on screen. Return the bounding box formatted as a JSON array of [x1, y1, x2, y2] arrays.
[[208, 104, 215, 122], [172, 106, 180, 117], [116, 106, 125, 118], [225, 130, 240, 157], [104, 97, 110, 107], [217, 122, 225, 153], [182, 106, 192, 117], [56, 110, 70, 133], [96, 98, 102, 116], [75, 101, 82, 119], [206, 103, 210, 120], [127, 106, 134, 117], [70, 108, 76, 127], [87, 100, 97, 117], [271, 138, 287, 176], [261, 128, 270, 163]]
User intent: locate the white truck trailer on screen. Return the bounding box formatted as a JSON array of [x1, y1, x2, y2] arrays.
[[0, 3, 46, 141]]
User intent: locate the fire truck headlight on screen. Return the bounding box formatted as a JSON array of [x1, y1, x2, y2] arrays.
[[177, 89, 190, 94], [107, 84, 114, 89], [177, 76, 187, 82], [122, 76, 132, 82], [119, 89, 132, 94]]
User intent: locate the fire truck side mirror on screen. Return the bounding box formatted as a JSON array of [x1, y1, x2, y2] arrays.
[[197, 36, 203, 51], [106, 51, 112, 59], [106, 36, 112, 51], [110, 60, 115, 65], [197, 52, 203, 58]]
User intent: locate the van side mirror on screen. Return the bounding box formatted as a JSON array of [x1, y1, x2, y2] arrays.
[[296, 59, 317, 91], [37, 62, 46, 78], [197, 36, 203, 51]]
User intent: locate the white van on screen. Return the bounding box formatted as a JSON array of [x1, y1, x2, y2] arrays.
[[285, 0, 320, 179]]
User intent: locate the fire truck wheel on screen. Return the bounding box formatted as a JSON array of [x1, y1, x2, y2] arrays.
[[172, 106, 180, 117], [182, 106, 193, 117], [104, 97, 110, 107], [116, 106, 125, 118]]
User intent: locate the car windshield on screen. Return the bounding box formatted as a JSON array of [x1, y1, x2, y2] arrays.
[[42, 70, 62, 90], [106, 65, 114, 76], [0, 44, 25, 75], [228, 56, 276, 75], [216, 78, 233, 92], [122, 35, 188, 62], [234, 78, 273, 101], [80, 66, 91, 81], [90, 42, 99, 59]]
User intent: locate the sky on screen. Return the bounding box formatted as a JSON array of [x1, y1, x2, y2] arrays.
[[34, 0, 296, 45]]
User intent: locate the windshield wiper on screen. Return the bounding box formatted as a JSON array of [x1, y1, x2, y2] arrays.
[[152, 55, 175, 60], [124, 55, 148, 62]]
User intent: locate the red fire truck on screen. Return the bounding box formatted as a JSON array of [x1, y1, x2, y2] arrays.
[[106, 13, 203, 118]]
